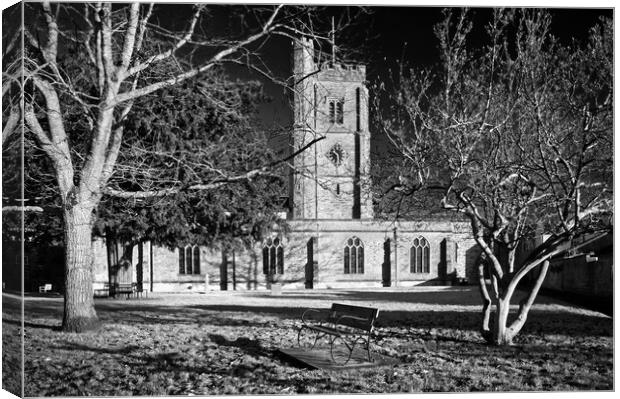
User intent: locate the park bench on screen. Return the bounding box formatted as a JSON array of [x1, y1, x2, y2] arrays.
[[115, 283, 135, 299], [297, 303, 379, 365], [95, 282, 145, 299], [94, 283, 145, 298], [94, 283, 110, 298], [38, 283, 52, 293], [133, 282, 146, 298]]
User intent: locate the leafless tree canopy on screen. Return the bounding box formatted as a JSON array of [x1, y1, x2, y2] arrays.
[[375, 9, 612, 345], [2, 2, 358, 332]]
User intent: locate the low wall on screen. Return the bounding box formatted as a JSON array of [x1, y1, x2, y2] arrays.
[[543, 252, 612, 298]]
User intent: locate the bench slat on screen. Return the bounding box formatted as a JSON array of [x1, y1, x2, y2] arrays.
[[328, 303, 379, 332], [306, 324, 366, 336]]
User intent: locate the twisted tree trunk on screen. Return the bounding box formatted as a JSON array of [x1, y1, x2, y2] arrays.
[[493, 297, 513, 345], [476, 255, 493, 343], [483, 259, 551, 346]]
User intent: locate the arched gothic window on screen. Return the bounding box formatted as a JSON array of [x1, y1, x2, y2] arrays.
[[410, 237, 430, 273], [344, 237, 364, 274], [262, 237, 284, 275], [179, 245, 200, 275]]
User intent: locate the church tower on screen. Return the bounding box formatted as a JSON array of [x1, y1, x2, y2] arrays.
[[289, 38, 373, 220]]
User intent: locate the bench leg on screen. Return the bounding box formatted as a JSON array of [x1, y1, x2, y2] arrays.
[[297, 326, 324, 350], [329, 335, 354, 365], [358, 336, 373, 363], [296, 326, 305, 347]]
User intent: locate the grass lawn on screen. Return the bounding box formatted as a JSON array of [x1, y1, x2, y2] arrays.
[[2, 286, 613, 395]]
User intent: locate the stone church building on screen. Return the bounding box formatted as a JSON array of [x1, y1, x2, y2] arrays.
[[91, 38, 479, 293]]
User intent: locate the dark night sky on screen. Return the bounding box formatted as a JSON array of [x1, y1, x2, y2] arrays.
[[226, 6, 613, 128], [10, 3, 612, 136]]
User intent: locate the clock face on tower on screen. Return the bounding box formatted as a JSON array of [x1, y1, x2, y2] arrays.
[[326, 143, 345, 167]]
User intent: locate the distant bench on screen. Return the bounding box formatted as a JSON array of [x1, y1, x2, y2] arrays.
[[93, 283, 109, 298], [115, 283, 134, 299], [94, 283, 145, 299], [297, 303, 380, 365]]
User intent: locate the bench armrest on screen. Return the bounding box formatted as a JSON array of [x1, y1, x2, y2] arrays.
[[301, 308, 327, 325]]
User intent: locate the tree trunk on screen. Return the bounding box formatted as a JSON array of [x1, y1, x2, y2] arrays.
[[476, 255, 493, 343], [62, 204, 99, 332], [506, 260, 550, 338], [491, 257, 552, 345], [493, 297, 514, 345]]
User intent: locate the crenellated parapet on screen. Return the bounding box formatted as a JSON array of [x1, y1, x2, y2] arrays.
[[318, 62, 366, 82]]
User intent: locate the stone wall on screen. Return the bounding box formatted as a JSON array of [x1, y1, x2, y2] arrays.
[[544, 253, 613, 298], [88, 220, 474, 292], [91, 220, 478, 293]]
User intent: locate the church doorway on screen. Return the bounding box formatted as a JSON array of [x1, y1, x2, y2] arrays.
[[136, 243, 144, 294], [220, 251, 228, 290], [382, 239, 391, 287], [105, 238, 134, 297], [305, 237, 317, 289]]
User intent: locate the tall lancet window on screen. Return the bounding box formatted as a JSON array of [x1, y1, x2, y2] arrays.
[[356, 87, 361, 131], [179, 245, 201, 274], [344, 237, 364, 274], [410, 237, 430, 273], [262, 237, 284, 275], [329, 99, 344, 125], [314, 84, 318, 128]]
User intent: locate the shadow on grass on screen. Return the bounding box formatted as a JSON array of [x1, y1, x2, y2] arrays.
[[251, 287, 577, 307], [272, 288, 482, 306], [49, 338, 271, 378], [24, 304, 611, 339], [52, 342, 142, 356], [181, 305, 612, 337], [421, 336, 613, 362], [17, 289, 612, 339], [536, 288, 613, 316], [2, 317, 61, 331], [208, 333, 271, 357]]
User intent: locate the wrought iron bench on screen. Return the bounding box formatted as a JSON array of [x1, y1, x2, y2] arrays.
[[115, 283, 135, 299], [94, 283, 110, 297], [133, 282, 146, 298], [38, 283, 52, 293], [297, 303, 379, 365]]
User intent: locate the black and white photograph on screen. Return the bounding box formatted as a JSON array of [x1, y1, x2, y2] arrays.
[[1, 0, 614, 396]]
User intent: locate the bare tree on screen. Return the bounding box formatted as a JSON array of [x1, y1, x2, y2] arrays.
[[375, 9, 612, 345], [2, 2, 347, 332]]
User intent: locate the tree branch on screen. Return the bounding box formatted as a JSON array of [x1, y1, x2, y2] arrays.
[[507, 259, 550, 336], [41, 1, 58, 63], [477, 253, 493, 342], [23, 104, 74, 195], [131, 3, 154, 65], [2, 108, 20, 145], [114, 5, 284, 105], [103, 168, 279, 199], [97, 3, 114, 89], [118, 3, 141, 75], [123, 5, 202, 79]]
